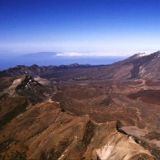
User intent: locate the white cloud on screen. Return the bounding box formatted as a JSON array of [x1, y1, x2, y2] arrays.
[[56, 52, 84, 56], [0, 38, 160, 57]]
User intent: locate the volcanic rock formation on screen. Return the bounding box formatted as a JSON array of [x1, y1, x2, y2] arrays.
[[1, 51, 160, 159]]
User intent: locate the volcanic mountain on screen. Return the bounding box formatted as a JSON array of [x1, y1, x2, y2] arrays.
[[2, 51, 160, 80], [0, 51, 160, 159]]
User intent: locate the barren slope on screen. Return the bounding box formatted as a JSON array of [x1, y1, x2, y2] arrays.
[[1, 52, 160, 159]]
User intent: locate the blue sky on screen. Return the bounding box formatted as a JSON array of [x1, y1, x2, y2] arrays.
[[0, 0, 160, 56]]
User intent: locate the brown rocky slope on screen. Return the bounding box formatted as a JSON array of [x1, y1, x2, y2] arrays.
[[1, 52, 160, 159], [0, 101, 154, 160]]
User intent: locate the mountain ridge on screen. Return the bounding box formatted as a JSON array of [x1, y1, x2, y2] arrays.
[[1, 51, 160, 159], [1, 51, 160, 80]]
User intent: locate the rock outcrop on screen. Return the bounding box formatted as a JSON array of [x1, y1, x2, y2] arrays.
[[0, 101, 154, 160]]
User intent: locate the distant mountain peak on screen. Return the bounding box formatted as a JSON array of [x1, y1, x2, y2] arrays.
[[151, 50, 160, 57], [129, 52, 148, 60], [135, 52, 148, 57]]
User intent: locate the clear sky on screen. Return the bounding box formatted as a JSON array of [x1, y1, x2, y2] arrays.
[[0, 0, 160, 56]]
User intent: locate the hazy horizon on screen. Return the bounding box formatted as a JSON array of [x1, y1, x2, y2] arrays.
[[0, 51, 127, 70], [1, 0, 160, 57]]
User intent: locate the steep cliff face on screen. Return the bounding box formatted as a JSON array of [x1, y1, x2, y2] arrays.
[[0, 101, 154, 160]]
